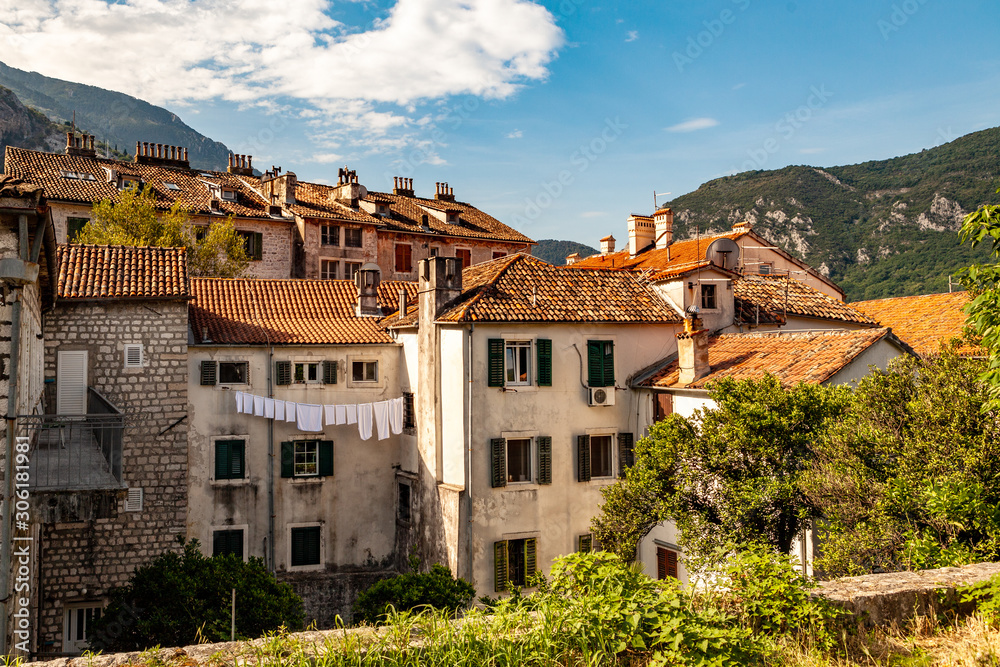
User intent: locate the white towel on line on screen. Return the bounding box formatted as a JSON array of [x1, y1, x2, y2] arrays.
[[296, 403, 324, 432], [346, 404, 358, 425], [274, 399, 286, 421], [264, 397, 275, 419], [253, 395, 265, 417], [324, 404, 337, 426], [235, 391, 244, 413], [388, 397, 404, 435], [241, 392, 254, 414], [357, 403, 373, 440], [335, 404, 347, 425], [285, 401, 297, 422], [373, 400, 390, 440]]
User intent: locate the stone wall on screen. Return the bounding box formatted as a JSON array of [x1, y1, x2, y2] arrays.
[[35, 299, 189, 656], [279, 569, 398, 627]]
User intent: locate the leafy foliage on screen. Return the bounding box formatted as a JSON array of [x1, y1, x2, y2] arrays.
[[805, 349, 1000, 576], [88, 540, 303, 652], [77, 185, 249, 277], [960, 574, 1000, 627], [593, 375, 850, 563], [352, 562, 475, 625]]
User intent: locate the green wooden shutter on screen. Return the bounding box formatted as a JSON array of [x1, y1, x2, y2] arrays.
[[201, 360, 217, 386], [537, 436, 552, 485], [230, 441, 245, 479], [323, 361, 337, 384], [578, 435, 591, 482], [215, 440, 230, 479], [618, 433, 634, 478], [490, 438, 507, 488], [318, 441, 334, 477], [494, 541, 509, 592], [488, 339, 505, 387], [525, 537, 537, 578], [280, 441, 293, 478], [291, 527, 320, 566], [275, 361, 291, 386], [213, 530, 225, 556], [587, 341, 603, 387], [579, 534, 593, 553], [253, 232, 263, 260], [536, 339, 552, 386], [603, 341, 615, 387]]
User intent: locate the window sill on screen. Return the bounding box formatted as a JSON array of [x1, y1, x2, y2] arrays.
[[287, 563, 324, 572], [500, 385, 537, 393], [503, 482, 539, 490], [211, 478, 250, 487], [288, 477, 324, 485]]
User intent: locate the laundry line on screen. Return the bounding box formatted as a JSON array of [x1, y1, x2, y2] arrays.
[[233, 391, 403, 440]]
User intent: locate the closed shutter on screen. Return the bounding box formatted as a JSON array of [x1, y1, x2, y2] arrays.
[[536, 436, 552, 485], [618, 433, 634, 478], [215, 440, 230, 479], [603, 342, 615, 387], [323, 361, 337, 384], [657, 547, 678, 580], [230, 441, 245, 479], [525, 537, 537, 578], [215, 440, 244, 480], [494, 541, 509, 592], [490, 438, 507, 488], [577, 435, 591, 482], [587, 341, 603, 387], [291, 527, 320, 566], [57, 350, 88, 415], [200, 360, 217, 386], [252, 232, 263, 260], [536, 339, 552, 386], [275, 361, 291, 386], [318, 441, 334, 477], [213, 530, 244, 558], [280, 441, 293, 478], [487, 339, 505, 387], [579, 534, 593, 553]]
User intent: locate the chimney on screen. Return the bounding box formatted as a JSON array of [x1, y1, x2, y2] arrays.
[[334, 166, 366, 205], [228, 153, 254, 177], [654, 208, 674, 250], [355, 263, 381, 317], [393, 177, 415, 197], [600, 235, 616, 255], [134, 141, 190, 168], [66, 132, 97, 158], [732, 220, 753, 234], [627, 215, 655, 257], [272, 172, 297, 206], [434, 182, 455, 202], [676, 315, 710, 386], [565, 252, 580, 265], [418, 256, 463, 320], [398, 287, 409, 320]]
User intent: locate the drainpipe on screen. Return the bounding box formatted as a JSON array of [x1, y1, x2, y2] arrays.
[[465, 324, 474, 585], [248, 283, 275, 572]]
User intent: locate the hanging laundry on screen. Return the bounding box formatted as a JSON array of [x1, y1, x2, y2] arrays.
[[253, 395, 265, 417], [235, 391, 244, 414], [296, 403, 324, 432], [357, 403, 373, 440], [388, 397, 404, 435], [274, 399, 286, 422], [241, 392, 254, 414], [373, 400, 390, 440], [324, 405, 337, 426], [335, 404, 347, 425], [346, 404, 358, 425], [285, 401, 297, 423], [264, 398, 275, 419]]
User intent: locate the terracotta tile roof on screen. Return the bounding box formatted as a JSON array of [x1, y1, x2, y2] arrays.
[[735, 275, 876, 326], [566, 231, 746, 271], [638, 328, 897, 389], [851, 291, 979, 356], [388, 254, 682, 326], [288, 181, 385, 224], [363, 191, 534, 244], [189, 278, 417, 345], [56, 244, 189, 300]]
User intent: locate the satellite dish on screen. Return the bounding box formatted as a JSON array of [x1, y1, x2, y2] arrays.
[[705, 238, 740, 270]]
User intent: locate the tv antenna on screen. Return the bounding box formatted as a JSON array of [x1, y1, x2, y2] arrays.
[[653, 191, 672, 210]]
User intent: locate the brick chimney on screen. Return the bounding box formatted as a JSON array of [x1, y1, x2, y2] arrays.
[[434, 182, 455, 202], [228, 153, 254, 177], [732, 220, 753, 234], [134, 141, 190, 168], [418, 256, 463, 320], [66, 132, 97, 158], [600, 235, 616, 255], [676, 315, 710, 386], [261, 167, 297, 206], [565, 252, 580, 265], [393, 177, 415, 197], [333, 166, 366, 206], [654, 208, 673, 250], [355, 263, 381, 317], [627, 215, 655, 257]]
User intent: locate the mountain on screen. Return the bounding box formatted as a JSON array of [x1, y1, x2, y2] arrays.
[[661, 128, 1000, 301], [0, 86, 68, 163], [0, 62, 231, 171], [533, 239, 600, 265]]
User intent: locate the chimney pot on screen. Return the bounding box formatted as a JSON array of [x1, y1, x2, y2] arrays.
[[600, 235, 616, 255], [654, 208, 674, 250], [677, 315, 710, 385], [627, 215, 655, 257]]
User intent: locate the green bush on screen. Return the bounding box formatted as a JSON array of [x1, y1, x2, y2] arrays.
[[960, 573, 1000, 626], [352, 562, 475, 625]]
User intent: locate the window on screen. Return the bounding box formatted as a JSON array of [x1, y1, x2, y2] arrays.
[[321, 225, 340, 246], [276, 360, 336, 385], [578, 534, 594, 553], [344, 262, 362, 280], [294, 361, 320, 383], [320, 259, 338, 280], [758, 263, 773, 275], [67, 217, 89, 242], [657, 546, 679, 580], [219, 361, 248, 385], [59, 170, 97, 182], [577, 434, 615, 481], [429, 247, 439, 257], [123, 343, 143, 368], [506, 438, 532, 483], [403, 392, 415, 430], [163, 182, 180, 191], [238, 230, 263, 260], [586, 340, 615, 387], [398, 482, 411, 523], [213, 529, 244, 558], [504, 341, 531, 385], [194, 226, 208, 242], [290, 526, 321, 567], [395, 243, 412, 272], [456, 248, 471, 269], [220, 188, 237, 201], [701, 284, 717, 310], [345, 227, 363, 248], [654, 393, 673, 422], [215, 439, 246, 480], [352, 360, 378, 382], [493, 251, 507, 259], [490, 436, 550, 488], [494, 537, 537, 591], [281, 440, 333, 478], [63, 604, 103, 653]]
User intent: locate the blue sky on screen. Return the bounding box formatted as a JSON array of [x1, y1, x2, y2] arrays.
[[3, 0, 999, 247]]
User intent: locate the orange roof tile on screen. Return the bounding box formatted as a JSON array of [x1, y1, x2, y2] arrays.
[[566, 231, 746, 271], [851, 291, 979, 356], [57, 244, 189, 300], [190, 278, 417, 345], [735, 275, 876, 326], [638, 328, 898, 389]]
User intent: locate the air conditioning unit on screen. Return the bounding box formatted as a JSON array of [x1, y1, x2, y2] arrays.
[[588, 387, 615, 407]]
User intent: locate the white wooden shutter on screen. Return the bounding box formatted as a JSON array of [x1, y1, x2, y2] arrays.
[[124, 344, 143, 368], [124, 487, 143, 512], [57, 350, 88, 415]]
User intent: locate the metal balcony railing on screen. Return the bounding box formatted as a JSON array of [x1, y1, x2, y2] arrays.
[[21, 388, 125, 491]]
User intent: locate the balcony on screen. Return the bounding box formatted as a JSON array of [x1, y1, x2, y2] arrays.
[[21, 388, 125, 491]]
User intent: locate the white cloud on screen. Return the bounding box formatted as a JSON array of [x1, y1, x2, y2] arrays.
[[625, 30, 638, 42], [506, 129, 523, 139], [666, 117, 720, 133]]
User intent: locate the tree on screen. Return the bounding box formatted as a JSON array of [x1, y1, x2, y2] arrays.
[[352, 561, 475, 625], [87, 540, 303, 651], [804, 348, 1000, 577], [593, 376, 850, 566], [959, 189, 1000, 410], [76, 185, 249, 278]]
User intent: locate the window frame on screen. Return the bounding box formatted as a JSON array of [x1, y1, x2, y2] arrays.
[[505, 437, 533, 484], [494, 536, 538, 592], [123, 343, 144, 369], [321, 224, 340, 246], [62, 602, 104, 654], [656, 545, 679, 580], [66, 217, 89, 243], [218, 361, 249, 385], [455, 248, 472, 269], [344, 262, 362, 280], [590, 434, 615, 479], [237, 230, 263, 260], [344, 227, 363, 248], [294, 361, 321, 384], [504, 340, 532, 386], [586, 339, 615, 388], [212, 527, 247, 560], [397, 481, 412, 524], [701, 283, 718, 310], [214, 437, 247, 481], [394, 243, 413, 273], [320, 258, 338, 280], [351, 360, 378, 383], [294, 440, 320, 477], [289, 524, 323, 570]]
